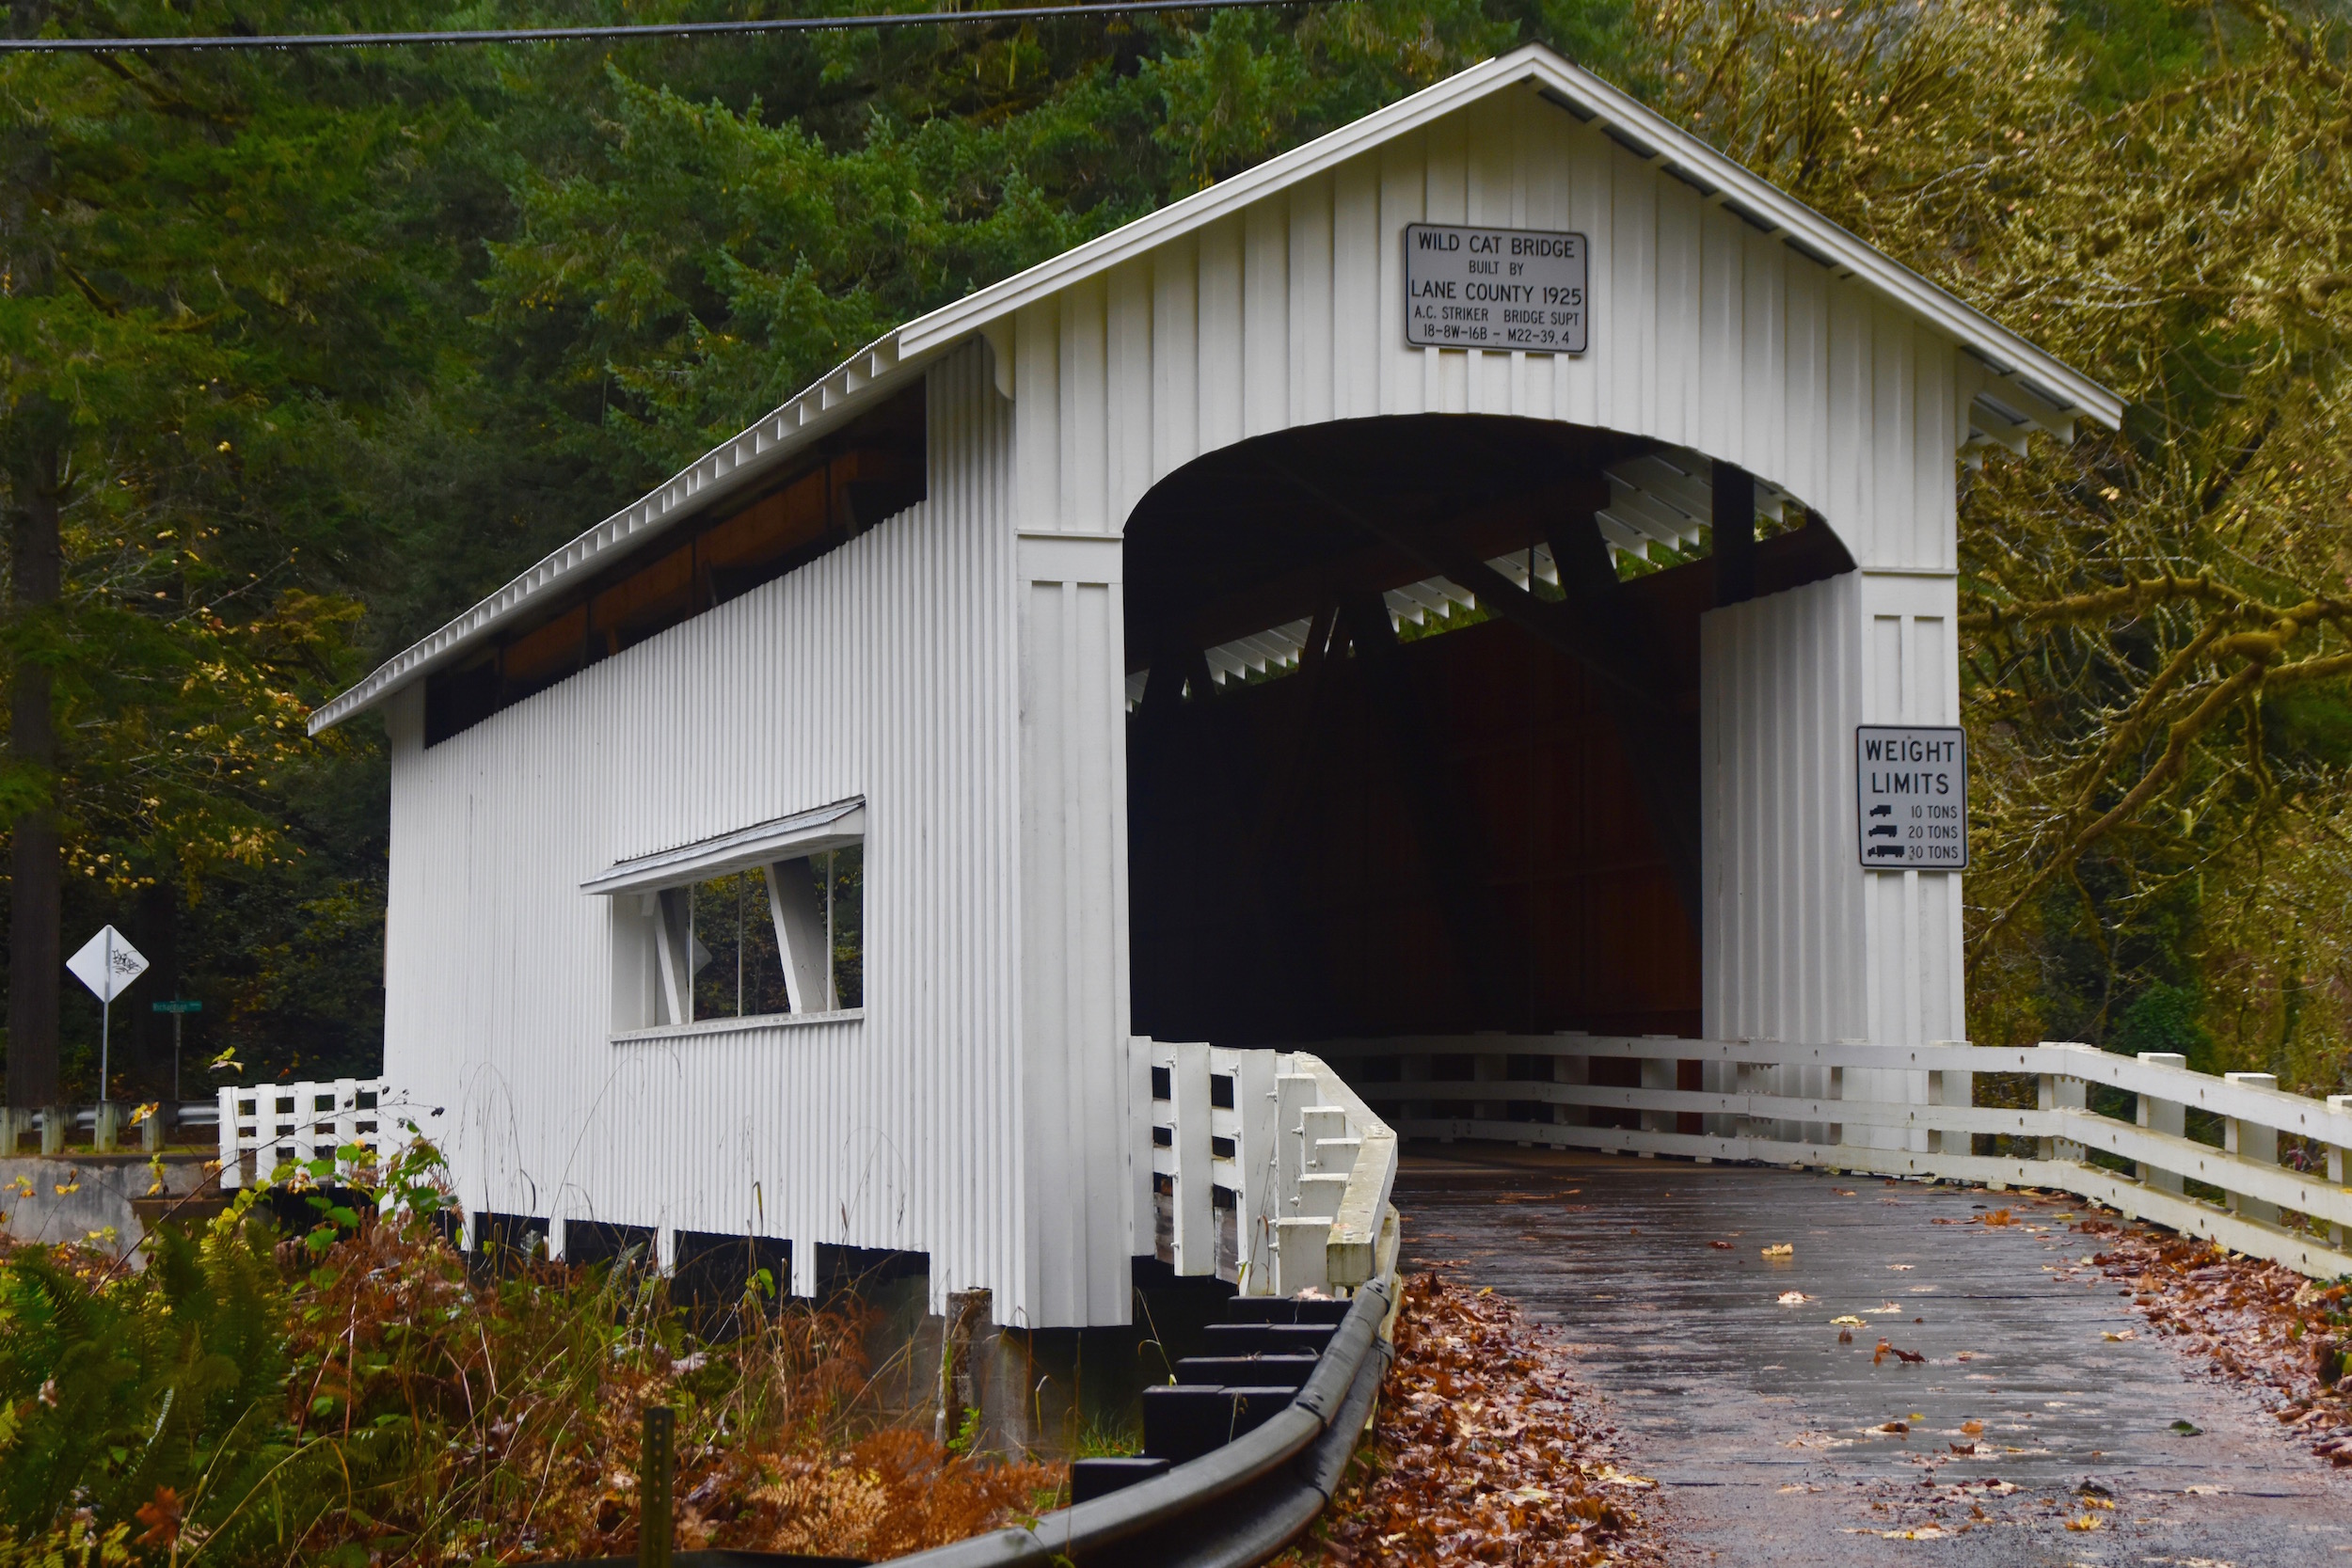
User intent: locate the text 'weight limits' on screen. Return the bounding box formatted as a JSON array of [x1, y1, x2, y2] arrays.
[[1855, 725, 1968, 869]]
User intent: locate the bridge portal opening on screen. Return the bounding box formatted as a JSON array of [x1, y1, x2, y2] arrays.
[[1121, 416, 1851, 1066]]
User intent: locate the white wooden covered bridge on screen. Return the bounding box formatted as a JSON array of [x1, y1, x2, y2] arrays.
[[279, 42, 2275, 1333]]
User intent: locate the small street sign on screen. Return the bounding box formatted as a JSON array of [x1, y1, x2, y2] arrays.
[[68, 925, 148, 1002], [153, 998, 201, 1101], [1854, 726, 1968, 869]]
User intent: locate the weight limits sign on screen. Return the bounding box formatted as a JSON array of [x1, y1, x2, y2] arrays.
[[1855, 726, 1968, 869], [1404, 224, 1587, 352]]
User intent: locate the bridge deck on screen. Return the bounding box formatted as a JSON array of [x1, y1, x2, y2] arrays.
[[1396, 1147, 2352, 1565]]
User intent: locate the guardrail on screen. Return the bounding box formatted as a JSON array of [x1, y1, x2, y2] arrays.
[[1141, 1040, 1400, 1297], [896, 1269, 1399, 1568], [1297, 1034, 2352, 1278], [0, 1100, 222, 1156]]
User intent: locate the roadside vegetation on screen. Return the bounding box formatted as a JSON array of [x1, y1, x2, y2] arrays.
[[0, 1144, 1061, 1566]]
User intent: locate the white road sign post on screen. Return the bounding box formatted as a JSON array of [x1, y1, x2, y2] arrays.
[[67, 925, 149, 1102], [1854, 726, 1968, 869]]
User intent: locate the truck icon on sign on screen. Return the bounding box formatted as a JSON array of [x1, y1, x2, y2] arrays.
[[1867, 844, 1907, 859], [1869, 803, 1892, 817], [1867, 824, 1899, 838]]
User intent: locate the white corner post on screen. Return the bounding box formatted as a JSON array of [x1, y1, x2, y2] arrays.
[[1011, 326, 1137, 1326]]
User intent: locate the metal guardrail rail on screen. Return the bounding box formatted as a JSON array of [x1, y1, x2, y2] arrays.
[[895, 1270, 1398, 1568], [0, 1100, 223, 1156]]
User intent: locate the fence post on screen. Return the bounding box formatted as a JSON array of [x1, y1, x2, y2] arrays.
[[2222, 1072, 2280, 1226], [1168, 1042, 1214, 1276], [1219, 1049, 1278, 1294], [2136, 1053, 2187, 1194], [2037, 1054, 2086, 1163], [1926, 1041, 1971, 1156], [1551, 1033, 1589, 1132], [332, 1077, 361, 1178], [2328, 1096, 2348, 1250], [217, 1085, 242, 1190], [1475, 1042, 1508, 1129]]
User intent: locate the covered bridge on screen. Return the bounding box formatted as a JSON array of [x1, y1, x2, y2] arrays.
[[309, 43, 2122, 1329]]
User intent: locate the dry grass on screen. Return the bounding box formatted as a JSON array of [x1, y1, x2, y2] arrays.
[[0, 1200, 1061, 1567]]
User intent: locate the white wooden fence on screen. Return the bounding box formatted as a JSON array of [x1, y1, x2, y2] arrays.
[[215, 1079, 411, 1189], [1286, 1034, 2352, 1278], [1141, 1041, 1399, 1298]]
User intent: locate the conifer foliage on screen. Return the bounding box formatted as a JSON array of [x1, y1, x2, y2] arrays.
[[5, 0, 2352, 1091]]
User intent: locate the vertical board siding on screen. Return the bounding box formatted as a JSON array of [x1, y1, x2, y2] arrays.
[[384, 344, 1030, 1322], [1699, 573, 1867, 1051], [1019, 85, 1964, 571]]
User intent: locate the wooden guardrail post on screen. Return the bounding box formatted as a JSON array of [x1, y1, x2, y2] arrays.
[[2328, 1096, 2349, 1249], [2222, 1072, 2281, 1225], [2136, 1053, 2187, 1194], [1550, 1032, 1589, 1133], [1168, 1041, 1214, 1276], [2037, 1055, 2086, 1163], [1926, 1041, 1970, 1156]]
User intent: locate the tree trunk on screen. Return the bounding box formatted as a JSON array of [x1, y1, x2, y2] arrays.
[[8, 439, 60, 1107]]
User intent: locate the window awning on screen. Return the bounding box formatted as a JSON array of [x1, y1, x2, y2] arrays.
[[581, 798, 864, 896]]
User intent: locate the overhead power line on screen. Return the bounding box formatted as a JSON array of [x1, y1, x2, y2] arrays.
[[0, 0, 1307, 53]]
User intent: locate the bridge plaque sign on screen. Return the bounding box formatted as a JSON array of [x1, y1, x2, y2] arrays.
[[1855, 726, 1968, 869], [1404, 223, 1587, 352]]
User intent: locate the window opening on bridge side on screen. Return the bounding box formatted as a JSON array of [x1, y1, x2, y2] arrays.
[[608, 845, 863, 1032], [592, 801, 866, 1034]]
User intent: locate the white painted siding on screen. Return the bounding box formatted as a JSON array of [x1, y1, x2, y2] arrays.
[[1699, 571, 1965, 1146], [382, 345, 1106, 1323], [1005, 86, 1960, 577]]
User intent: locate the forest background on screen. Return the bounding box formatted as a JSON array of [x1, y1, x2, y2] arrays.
[[3, 0, 2349, 1104]]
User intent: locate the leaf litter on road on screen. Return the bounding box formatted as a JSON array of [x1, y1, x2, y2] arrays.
[[1291, 1271, 1666, 1567]]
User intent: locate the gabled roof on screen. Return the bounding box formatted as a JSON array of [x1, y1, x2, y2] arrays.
[[310, 42, 2122, 736]]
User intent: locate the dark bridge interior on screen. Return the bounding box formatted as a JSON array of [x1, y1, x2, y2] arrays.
[[1122, 415, 1852, 1048]]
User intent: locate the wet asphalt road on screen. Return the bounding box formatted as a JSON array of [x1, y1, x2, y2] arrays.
[[1394, 1146, 2352, 1566]]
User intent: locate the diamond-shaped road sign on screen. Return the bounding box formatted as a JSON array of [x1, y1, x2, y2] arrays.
[[67, 925, 149, 1003]]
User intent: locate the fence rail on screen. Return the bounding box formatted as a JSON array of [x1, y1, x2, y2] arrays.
[[1295, 1034, 2352, 1278], [1141, 1041, 1400, 1298], [215, 1079, 413, 1189]]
